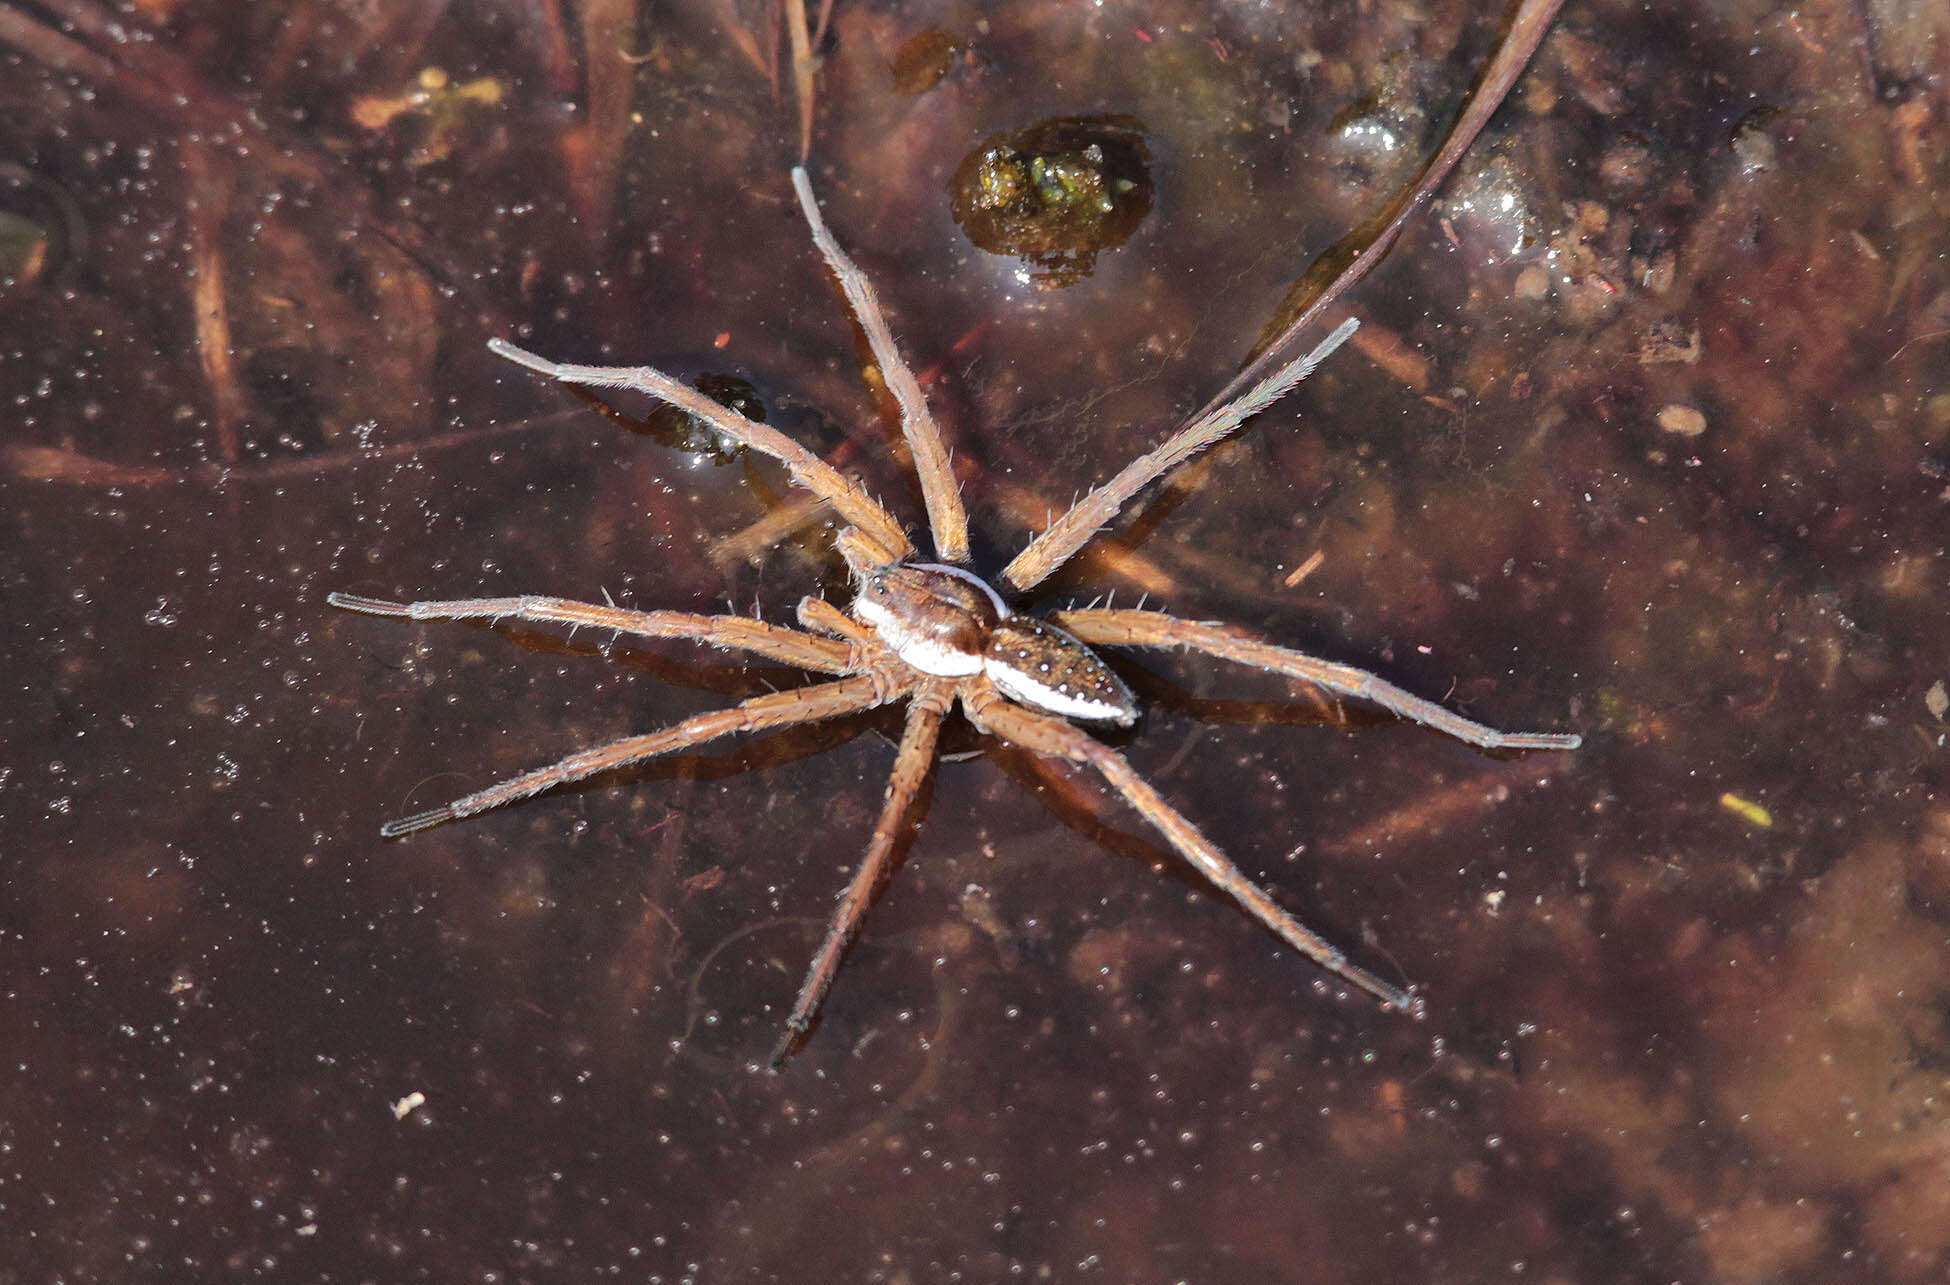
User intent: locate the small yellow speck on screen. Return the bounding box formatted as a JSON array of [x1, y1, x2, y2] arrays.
[[1719, 793, 1771, 829]]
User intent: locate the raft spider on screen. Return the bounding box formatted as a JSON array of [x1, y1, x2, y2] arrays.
[[330, 166, 1579, 1068]]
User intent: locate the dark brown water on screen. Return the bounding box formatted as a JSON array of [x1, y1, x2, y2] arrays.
[[4, 0, 1947, 1280]]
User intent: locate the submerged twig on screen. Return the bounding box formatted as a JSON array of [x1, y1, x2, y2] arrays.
[[1202, 0, 1567, 417]]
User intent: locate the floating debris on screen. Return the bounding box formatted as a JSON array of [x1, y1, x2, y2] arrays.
[[1657, 403, 1708, 437], [949, 116, 1151, 287]]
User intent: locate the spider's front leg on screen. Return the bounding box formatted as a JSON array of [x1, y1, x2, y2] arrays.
[[326, 591, 855, 674], [790, 168, 968, 566], [485, 337, 914, 565]]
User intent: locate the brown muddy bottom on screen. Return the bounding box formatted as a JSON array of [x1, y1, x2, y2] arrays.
[[2, 0, 1946, 1281]]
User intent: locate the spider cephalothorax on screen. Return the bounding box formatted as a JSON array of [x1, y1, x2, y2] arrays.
[[331, 162, 1578, 1068]]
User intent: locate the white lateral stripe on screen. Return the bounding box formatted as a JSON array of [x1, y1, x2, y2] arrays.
[[985, 659, 1127, 722], [853, 594, 984, 676], [899, 635, 985, 677]]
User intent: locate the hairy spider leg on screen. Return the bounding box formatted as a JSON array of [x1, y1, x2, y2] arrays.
[[486, 337, 913, 567], [367, 674, 899, 838], [794, 592, 872, 642], [964, 687, 1421, 1015], [1054, 608, 1583, 752], [996, 0, 1564, 595], [769, 686, 953, 1068], [326, 591, 855, 674], [1001, 318, 1360, 594], [790, 167, 969, 566]]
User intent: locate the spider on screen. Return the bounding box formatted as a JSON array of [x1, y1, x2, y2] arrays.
[[330, 166, 1580, 1068]]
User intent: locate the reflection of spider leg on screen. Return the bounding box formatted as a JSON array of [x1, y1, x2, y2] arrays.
[[486, 338, 913, 565], [1002, 319, 1360, 593], [791, 167, 969, 566], [375, 674, 901, 839], [963, 686, 1421, 1015], [1055, 608, 1582, 752], [327, 592, 853, 673], [769, 685, 952, 1069]]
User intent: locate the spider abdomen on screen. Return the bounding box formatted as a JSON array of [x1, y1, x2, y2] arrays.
[[985, 616, 1137, 727]]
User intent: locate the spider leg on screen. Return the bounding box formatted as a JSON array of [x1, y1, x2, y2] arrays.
[[1053, 608, 1581, 752], [795, 595, 875, 647], [769, 684, 952, 1069], [375, 673, 899, 838], [998, 0, 1566, 595], [327, 592, 855, 674], [486, 337, 913, 566], [791, 167, 970, 566], [1000, 320, 1359, 594], [963, 685, 1422, 1016]]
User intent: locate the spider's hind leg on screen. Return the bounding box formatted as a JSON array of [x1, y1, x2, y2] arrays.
[[964, 687, 1422, 1016], [1053, 608, 1582, 752]]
